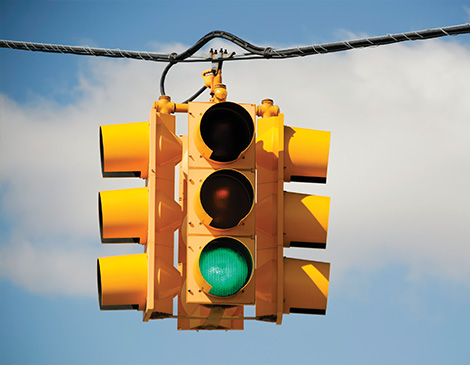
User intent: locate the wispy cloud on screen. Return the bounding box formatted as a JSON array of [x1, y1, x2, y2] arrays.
[[464, 5, 470, 19]]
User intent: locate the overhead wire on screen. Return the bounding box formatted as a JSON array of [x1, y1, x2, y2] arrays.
[[1, 23, 469, 101], [2, 24, 469, 62], [159, 61, 208, 103]]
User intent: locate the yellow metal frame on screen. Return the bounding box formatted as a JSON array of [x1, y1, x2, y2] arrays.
[[184, 101, 257, 308], [97, 253, 148, 311], [255, 114, 285, 324], [284, 126, 330, 183], [283, 192, 330, 248], [98, 65, 332, 329], [144, 105, 183, 321], [99, 187, 149, 244], [97, 97, 183, 320], [177, 135, 245, 330], [256, 111, 332, 323], [100, 121, 149, 178]]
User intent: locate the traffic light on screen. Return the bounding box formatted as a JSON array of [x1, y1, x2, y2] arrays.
[[256, 99, 331, 324], [95, 78, 332, 330], [97, 103, 183, 321], [178, 100, 257, 330]]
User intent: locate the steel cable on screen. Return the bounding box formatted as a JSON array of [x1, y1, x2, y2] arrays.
[[2, 23, 469, 102]]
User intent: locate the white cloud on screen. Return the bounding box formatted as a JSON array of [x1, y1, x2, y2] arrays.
[[0, 234, 96, 296], [1, 38, 469, 296], [282, 40, 470, 286]]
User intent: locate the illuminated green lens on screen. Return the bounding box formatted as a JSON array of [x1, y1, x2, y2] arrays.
[[199, 238, 253, 297]]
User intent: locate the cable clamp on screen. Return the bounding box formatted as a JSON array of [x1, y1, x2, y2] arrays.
[[263, 47, 274, 58], [168, 52, 178, 63]]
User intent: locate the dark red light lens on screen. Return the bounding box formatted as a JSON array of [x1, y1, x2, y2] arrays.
[[200, 170, 254, 229]]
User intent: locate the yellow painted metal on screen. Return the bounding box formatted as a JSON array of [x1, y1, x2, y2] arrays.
[[177, 283, 244, 330], [98, 103, 183, 322], [144, 107, 183, 321], [192, 177, 214, 227], [154, 190, 184, 232], [283, 192, 330, 248], [256, 99, 280, 118], [99, 187, 148, 244], [177, 135, 245, 330], [185, 101, 257, 307], [97, 253, 148, 310], [212, 84, 228, 103], [283, 258, 330, 315], [97, 89, 333, 328], [100, 121, 149, 178], [202, 69, 225, 103], [152, 95, 189, 115], [193, 123, 215, 165], [255, 113, 284, 324], [202, 69, 221, 90], [256, 105, 332, 324], [284, 127, 330, 183]]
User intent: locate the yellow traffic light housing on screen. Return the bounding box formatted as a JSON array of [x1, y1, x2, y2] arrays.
[[100, 121, 149, 178], [99, 187, 149, 244], [256, 104, 331, 324], [95, 69, 332, 330], [184, 101, 257, 308], [97, 104, 183, 320], [283, 259, 330, 315], [98, 253, 147, 310], [177, 135, 246, 330]]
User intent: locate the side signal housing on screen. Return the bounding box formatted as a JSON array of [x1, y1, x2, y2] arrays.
[[256, 102, 331, 324], [97, 105, 183, 320]]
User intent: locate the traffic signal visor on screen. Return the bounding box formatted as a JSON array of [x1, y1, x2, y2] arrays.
[[100, 122, 149, 178], [98, 253, 147, 310], [97, 107, 183, 319], [99, 187, 149, 244], [194, 102, 254, 163]]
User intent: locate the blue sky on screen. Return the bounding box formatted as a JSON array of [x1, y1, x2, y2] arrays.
[[1, 1, 470, 364]]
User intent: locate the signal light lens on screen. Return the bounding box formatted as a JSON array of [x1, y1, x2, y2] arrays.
[[198, 238, 253, 297], [199, 169, 254, 229], [199, 102, 254, 162]]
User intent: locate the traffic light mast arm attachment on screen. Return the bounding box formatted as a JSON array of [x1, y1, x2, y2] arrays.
[[202, 69, 227, 103], [256, 99, 280, 118], [153, 95, 189, 114], [154, 66, 228, 114]]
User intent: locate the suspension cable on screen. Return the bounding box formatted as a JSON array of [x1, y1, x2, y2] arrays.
[[1, 23, 469, 102], [1, 24, 469, 63]]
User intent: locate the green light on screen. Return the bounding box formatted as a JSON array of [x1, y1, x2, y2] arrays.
[[199, 238, 253, 297]]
